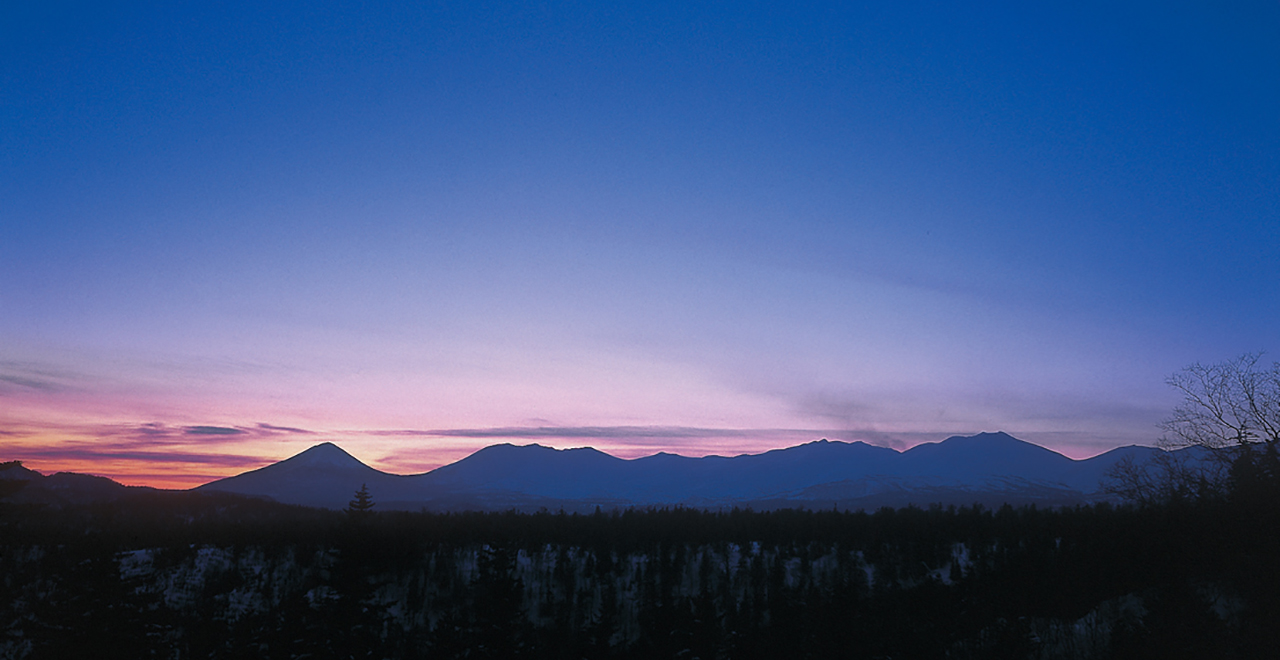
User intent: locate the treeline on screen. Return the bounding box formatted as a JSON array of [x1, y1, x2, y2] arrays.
[[2, 494, 1278, 659]]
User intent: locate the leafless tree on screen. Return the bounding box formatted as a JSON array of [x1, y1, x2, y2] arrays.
[[1108, 353, 1280, 505], [1161, 353, 1280, 451]]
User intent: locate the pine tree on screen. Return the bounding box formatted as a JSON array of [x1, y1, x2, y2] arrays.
[[346, 483, 375, 517]]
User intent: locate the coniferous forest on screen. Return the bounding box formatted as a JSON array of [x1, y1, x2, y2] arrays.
[[2, 483, 1278, 659]]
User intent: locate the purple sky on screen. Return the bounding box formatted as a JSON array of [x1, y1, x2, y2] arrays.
[[3, 1, 1278, 488]]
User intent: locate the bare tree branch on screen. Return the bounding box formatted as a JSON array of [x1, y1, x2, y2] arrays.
[[1109, 353, 1278, 505]]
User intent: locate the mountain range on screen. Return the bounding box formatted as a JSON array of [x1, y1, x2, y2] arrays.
[[190, 432, 1164, 512]]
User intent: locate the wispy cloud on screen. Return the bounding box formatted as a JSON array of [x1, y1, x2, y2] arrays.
[[1, 442, 266, 469], [0, 374, 64, 392], [0, 361, 80, 394], [1, 420, 316, 448], [92, 423, 249, 444], [371, 425, 819, 442], [255, 423, 316, 434], [386, 425, 757, 439], [0, 418, 310, 488], [365, 425, 933, 451], [184, 426, 246, 435]]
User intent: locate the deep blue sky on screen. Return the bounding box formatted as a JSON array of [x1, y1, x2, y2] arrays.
[[2, 1, 1278, 486]]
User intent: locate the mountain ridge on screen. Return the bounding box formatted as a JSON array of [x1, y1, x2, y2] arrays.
[[193, 432, 1165, 511]]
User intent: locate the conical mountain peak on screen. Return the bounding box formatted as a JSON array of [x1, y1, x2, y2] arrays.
[[283, 442, 366, 468]]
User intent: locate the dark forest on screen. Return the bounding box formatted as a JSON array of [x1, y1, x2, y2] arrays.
[[3, 479, 1277, 659]]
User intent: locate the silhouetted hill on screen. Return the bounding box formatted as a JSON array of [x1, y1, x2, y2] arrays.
[[192, 442, 424, 510], [193, 433, 1172, 511], [427, 444, 630, 498], [0, 459, 156, 507]]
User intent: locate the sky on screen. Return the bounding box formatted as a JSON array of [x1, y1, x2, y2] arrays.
[[3, 1, 1278, 489]]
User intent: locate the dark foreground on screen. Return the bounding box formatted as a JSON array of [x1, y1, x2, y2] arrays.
[[2, 490, 1277, 659]]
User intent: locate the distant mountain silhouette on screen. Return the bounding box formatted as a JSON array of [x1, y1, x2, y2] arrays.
[[0, 459, 155, 506], [194, 432, 1171, 511], [193, 442, 424, 510]]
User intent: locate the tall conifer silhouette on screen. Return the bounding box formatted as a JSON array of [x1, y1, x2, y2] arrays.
[[346, 483, 375, 517]]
